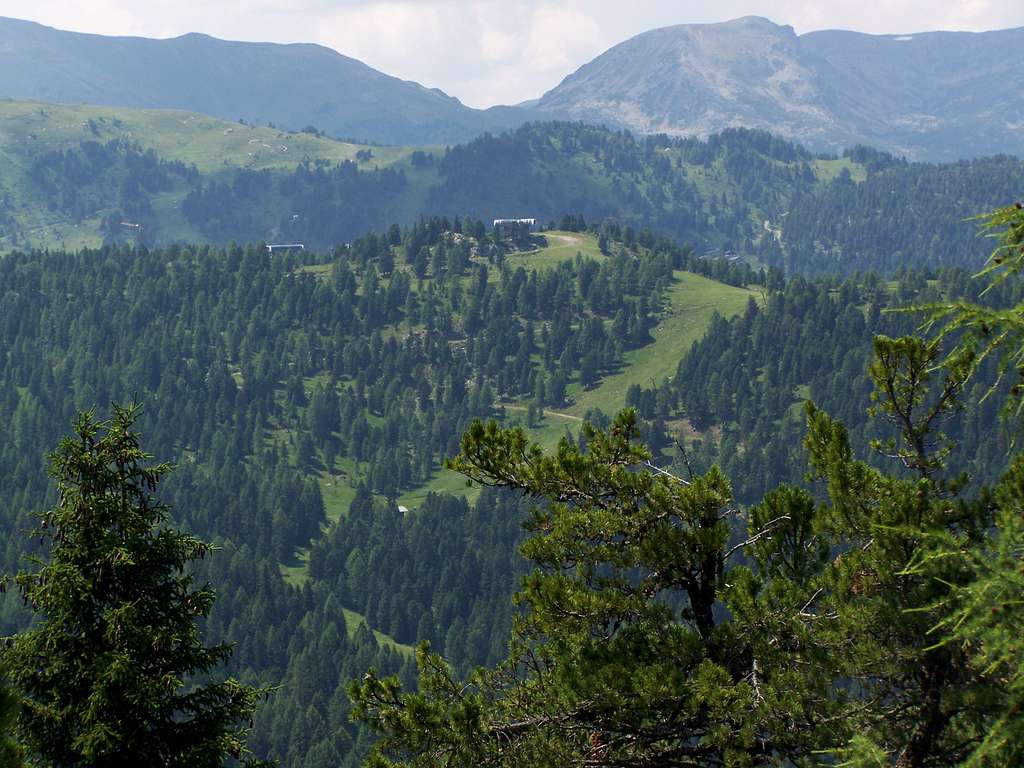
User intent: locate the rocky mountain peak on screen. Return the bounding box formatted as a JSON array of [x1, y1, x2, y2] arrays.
[[534, 17, 1024, 160]]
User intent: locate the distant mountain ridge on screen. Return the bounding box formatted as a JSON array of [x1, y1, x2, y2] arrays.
[[534, 16, 1024, 160], [1, 15, 1023, 158], [0, 16, 533, 145]]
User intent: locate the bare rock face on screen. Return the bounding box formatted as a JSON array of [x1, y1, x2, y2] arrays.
[[535, 17, 1024, 160]]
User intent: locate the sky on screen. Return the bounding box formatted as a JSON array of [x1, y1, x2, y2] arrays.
[[5, 1, 1024, 108]]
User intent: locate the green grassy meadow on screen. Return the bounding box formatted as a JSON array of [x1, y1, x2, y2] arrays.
[[342, 608, 416, 657], [812, 156, 868, 183], [564, 271, 758, 418], [282, 548, 415, 657], [503, 231, 605, 272], [0, 99, 412, 174]]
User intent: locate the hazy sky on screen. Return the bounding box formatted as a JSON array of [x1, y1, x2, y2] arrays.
[[6, 1, 1024, 108]]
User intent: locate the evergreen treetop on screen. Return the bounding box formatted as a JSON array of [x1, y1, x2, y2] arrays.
[[1, 404, 269, 767]]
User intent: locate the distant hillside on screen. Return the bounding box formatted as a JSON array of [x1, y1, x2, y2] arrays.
[[0, 102, 1019, 275], [533, 16, 1024, 160], [423, 123, 1021, 274], [0, 100, 434, 251], [0, 16, 531, 145], [4, 15, 1024, 158]]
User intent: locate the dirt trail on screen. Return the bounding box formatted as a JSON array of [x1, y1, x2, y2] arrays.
[[545, 233, 582, 246], [503, 404, 583, 423]]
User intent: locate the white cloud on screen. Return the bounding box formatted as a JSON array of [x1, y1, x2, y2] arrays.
[[4, 0, 1024, 107], [524, 5, 606, 73], [311, 1, 609, 106], [479, 23, 519, 65], [774, 0, 1021, 34], [316, 2, 483, 90]]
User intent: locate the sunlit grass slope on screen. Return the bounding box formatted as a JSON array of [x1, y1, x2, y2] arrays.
[[0, 99, 425, 174], [565, 271, 758, 417], [0, 99, 438, 250]]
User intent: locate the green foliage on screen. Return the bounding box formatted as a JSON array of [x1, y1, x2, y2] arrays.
[[917, 204, 1024, 420], [830, 734, 889, 768], [351, 209, 1024, 766], [797, 209, 1024, 763], [0, 222, 756, 764], [968, 204, 1024, 287], [181, 159, 407, 247], [894, 203, 1024, 766], [432, 124, 1020, 276], [867, 334, 964, 478], [652, 266, 1021, 505], [0, 405, 268, 767], [901, 455, 1024, 767], [1, 105, 1017, 278], [0, 667, 23, 768], [352, 411, 834, 766], [802, 396, 998, 766], [0, 220, 755, 764], [351, 378, 1009, 766], [0, 205, 1018, 766]]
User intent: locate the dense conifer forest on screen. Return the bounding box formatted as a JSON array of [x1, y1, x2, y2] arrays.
[[351, 206, 1024, 768], [0, 221, 747, 763], [3, 13, 1024, 764], [1, 204, 1021, 764], [430, 125, 1024, 274]]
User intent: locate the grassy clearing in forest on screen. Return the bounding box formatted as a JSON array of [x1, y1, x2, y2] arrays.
[[281, 550, 416, 658], [397, 465, 480, 508], [501, 231, 605, 272], [342, 608, 416, 657], [812, 156, 867, 183], [565, 271, 758, 418]]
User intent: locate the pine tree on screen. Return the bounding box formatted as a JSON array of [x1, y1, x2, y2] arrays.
[[899, 455, 1024, 767], [351, 410, 828, 766], [0, 404, 269, 767]]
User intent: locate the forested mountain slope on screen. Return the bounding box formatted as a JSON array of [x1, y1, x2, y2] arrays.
[[0, 100, 434, 252], [0, 215, 1015, 764], [426, 126, 1022, 274], [533, 16, 1024, 160], [0, 17, 531, 145], [0, 223, 756, 764], [1, 103, 1018, 276]]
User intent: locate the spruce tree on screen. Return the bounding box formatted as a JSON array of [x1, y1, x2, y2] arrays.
[[1, 404, 269, 767]]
